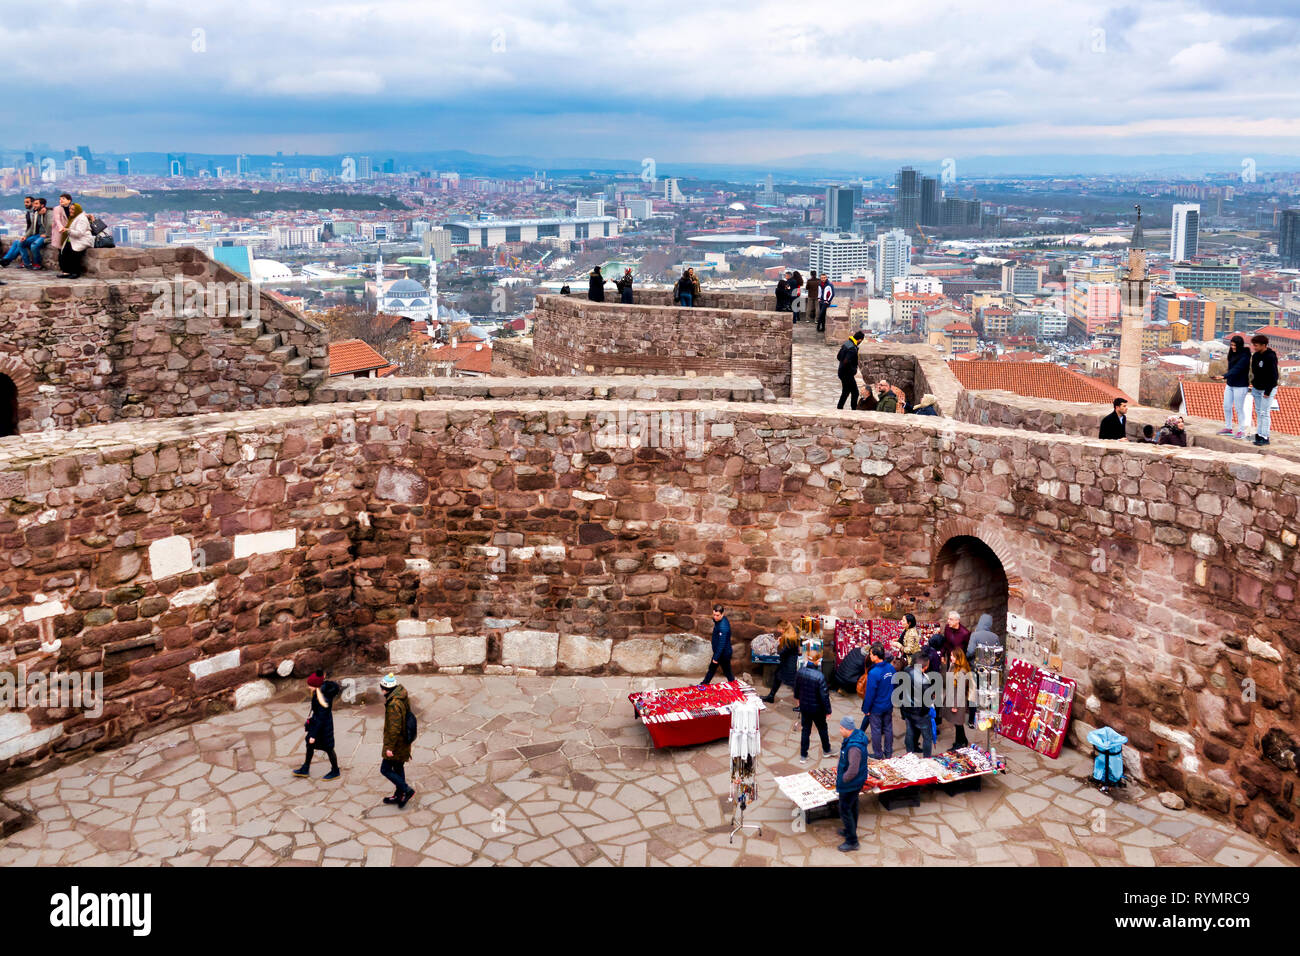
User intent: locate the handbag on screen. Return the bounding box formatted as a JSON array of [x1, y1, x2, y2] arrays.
[[856, 673, 868, 696]]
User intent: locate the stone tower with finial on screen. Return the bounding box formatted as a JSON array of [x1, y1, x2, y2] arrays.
[[1117, 203, 1148, 400]]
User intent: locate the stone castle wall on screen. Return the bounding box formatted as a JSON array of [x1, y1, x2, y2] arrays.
[[530, 294, 792, 396], [1, 399, 1297, 852], [0, 246, 328, 431]]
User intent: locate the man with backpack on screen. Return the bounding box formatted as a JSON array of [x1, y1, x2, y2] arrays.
[[379, 673, 416, 808]]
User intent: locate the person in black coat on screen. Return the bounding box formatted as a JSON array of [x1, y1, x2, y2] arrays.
[[794, 650, 833, 762], [294, 672, 342, 780], [1250, 334, 1280, 446], [701, 604, 734, 684], [762, 620, 801, 703], [587, 267, 605, 302], [1098, 397, 1129, 440], [775, 272, 792, 311], [836, 331, 864, 410]]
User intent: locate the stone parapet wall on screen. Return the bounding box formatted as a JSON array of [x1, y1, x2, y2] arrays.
[[312, 375, 769, 405], [0, 246, 328, 432], [1, 399, 1298, 853], [530, 294, 792, 396], [488, 337, 533, 375]]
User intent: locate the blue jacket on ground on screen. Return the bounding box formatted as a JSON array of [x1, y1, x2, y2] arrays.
[[795, 662, 831, 716], [711, 617, 732, 658], [836, 728, 871, 793], [860, 661, 895, 715]]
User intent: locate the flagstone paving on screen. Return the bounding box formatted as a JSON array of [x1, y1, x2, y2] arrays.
[[0, 674, 1292, 867]]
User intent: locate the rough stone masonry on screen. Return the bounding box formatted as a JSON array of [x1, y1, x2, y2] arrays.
[[0, 251, 1296, 858]]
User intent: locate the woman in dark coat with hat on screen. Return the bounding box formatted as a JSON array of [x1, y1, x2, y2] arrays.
[[293, 672, 342, 780]]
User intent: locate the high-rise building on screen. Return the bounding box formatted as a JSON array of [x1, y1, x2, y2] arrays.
[[824, 187, 856, 232], [875, 228, 911, 292], [63, 156, 87, 177], [1170, 203, 1200, 261], [358, 155, 373, 180], [1280, 209, 1300, 269], [1171, 262, 1241, 292], [235, 154, 247, 176], [663, 178, 684, 202], [942, 198, 982, 227], [1001, 263, 1043, 294], [894, 167, 920, 230], [625, 198, 653, 220], [167, 153, 186, 177], [382, 158, 395, 175], [76, 145, 92, 162], [920, 176, 940, 227], [117, 159, 130, 176], [575, 198, 606, 217], [809, 232, 873, 281]]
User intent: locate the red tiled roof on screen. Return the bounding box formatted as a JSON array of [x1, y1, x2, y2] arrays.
[[1180, 380, 1300, 437], [1253, 326, 1300, 342], [944, 323, 976, 333], [427, 341, 493, 375], [328, 338, 391, 377], [950, 360, 1129, 404]]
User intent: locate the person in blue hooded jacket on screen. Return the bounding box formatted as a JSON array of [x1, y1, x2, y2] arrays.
[[700, 604, 733, 684], [834, 716, 871, 852], [858, 643, 895, 758]]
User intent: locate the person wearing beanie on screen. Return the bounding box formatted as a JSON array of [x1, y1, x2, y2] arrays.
[[293, 671, 343, 780], [834, 715, 870, 852], [379, 673, 416, 808]]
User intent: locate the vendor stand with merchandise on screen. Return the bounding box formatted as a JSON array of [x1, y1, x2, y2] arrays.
[[629, 680, 766, 749]]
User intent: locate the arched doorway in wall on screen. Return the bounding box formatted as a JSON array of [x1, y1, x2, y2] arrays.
[[0, 374, 18, 438], [933, 535, 1010, 637]]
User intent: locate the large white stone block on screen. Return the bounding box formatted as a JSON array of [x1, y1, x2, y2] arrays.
[[233, 528, 297, 559], [434, 634, 488, 667], [659, 633, 712, 675], [502, 629, 559, 669], [559, 634, 612, 671], [0, 719, 62, 762], [388, 637, 434, 666], [189, 648, 242, 680], [234, 679, 275, 710], [171, 583, 217, 607], [611, 638, 662, 674], [149, 535, 194, 580]]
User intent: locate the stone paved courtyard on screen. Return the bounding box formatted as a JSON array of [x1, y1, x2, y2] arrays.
[[0, 675, 1291, 867]]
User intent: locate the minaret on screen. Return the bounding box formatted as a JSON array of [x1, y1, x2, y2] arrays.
[[1117, 204, 1148, 400], [426, 255, 439, 338], [375, 249, 385, 310]]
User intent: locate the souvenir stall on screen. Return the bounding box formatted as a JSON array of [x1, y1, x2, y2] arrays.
[[995, 660, 1076, 758], [832, 617, 941, 664], [775, 744, 1007, 817], [728, 697, 762, 843], [629, 680, 766, 749]]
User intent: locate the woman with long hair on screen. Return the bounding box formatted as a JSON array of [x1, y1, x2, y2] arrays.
[[763, 619, 802, 703], [944, 648, 974, 748], [1218, 334, 1250, 439]]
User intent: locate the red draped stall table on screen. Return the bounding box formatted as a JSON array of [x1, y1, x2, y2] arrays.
[[629, 681, 766, 749]]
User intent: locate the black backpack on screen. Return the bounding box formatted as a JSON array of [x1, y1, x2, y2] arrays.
[[404, 706, 418, 744]]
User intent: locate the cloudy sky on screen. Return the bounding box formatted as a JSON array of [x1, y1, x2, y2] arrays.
[[3, 0, 1299, 170]]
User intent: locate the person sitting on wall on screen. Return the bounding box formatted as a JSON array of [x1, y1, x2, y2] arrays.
[[874, 380, 899, 414], [1099, 397, 1129, 440], [1140, 424, 1158, 444], [909, 393, 941, 416], [1156, 415, 1187, 447]]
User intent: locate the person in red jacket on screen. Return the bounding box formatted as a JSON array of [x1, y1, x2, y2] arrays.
[[940, 611, 970, 666]]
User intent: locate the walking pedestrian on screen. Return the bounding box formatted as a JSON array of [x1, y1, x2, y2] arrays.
[[900, 652, 936, 758], [700, 604, 734, 684], [1249, 334, 1279, 447], [293, 672, 342, 780], [836, 331, 863, 410], [795, 649, 833, 764], [379, 673, 416, 808], [834, 716, 870, 852], [1217, 335, 1250, 439], [762, 619, 800, 703]]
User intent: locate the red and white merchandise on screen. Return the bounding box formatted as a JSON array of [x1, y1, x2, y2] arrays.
[[996, 660, 1075, 759]]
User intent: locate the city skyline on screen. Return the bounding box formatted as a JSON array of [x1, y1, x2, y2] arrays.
[[3, 1, 1300, 171]]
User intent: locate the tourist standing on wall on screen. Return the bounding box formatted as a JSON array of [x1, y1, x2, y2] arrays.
[[817, 275, 835, 332], [795, 649, 833, 763], [1099, 397, 1128, 440], [859, 643, 895, 759], [1217, 335, 1250, 439], [762, 619, 800, 703], [1250, 334, 1279, 447], [57, 203, 93, 279], [294, 672, 342, 781], [836, 331, 863, 410], [588, 266, 606, 302], [789, 271, 804, 322], [775, 271, 792, 311], [379, 673, 416, 808], [834, 716, 870, 852], [700, 604, 733, 683], [614, 267, 634, 304]]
